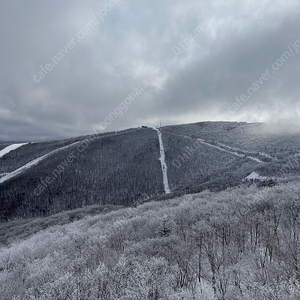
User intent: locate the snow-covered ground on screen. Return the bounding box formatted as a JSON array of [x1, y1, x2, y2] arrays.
[[153, 127, 171, 194], [0, 141, 80, 184], [0, 143, 28, 158]]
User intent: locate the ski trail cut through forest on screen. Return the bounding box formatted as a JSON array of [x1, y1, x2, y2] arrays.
[[0, 141, 81, 184], [163, 128, 269, 163], [153, 128, 171, 194], [197, 139, 263, 163], [216, 142, 277, 161], [0, 143, 29, 158]]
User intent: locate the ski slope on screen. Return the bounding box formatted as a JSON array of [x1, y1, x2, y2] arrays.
[[216, 142, 277, 160], [0, 141, 80, 184], [197, 139, 263, 163], [0, 143, 28, 158], [152, 128, 171, 194], [197, 139, 244, 158], [163, 128, 271, 163]]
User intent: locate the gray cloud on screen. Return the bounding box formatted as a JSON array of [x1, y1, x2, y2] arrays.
[[1, 0, 300, 141]]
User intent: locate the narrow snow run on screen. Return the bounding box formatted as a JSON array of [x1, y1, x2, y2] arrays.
[[0, 143, 29, 158], [153, 128, 171, 194], [197, 139, 244, 158], [247, 156, 264, 163], [217, 142, 257, 155], [197, 139, 263, 163], [259, 152, 277, 160], [216, 142, 277, 160], [0, 141, 80, 184], [156, 128, 266, 163]]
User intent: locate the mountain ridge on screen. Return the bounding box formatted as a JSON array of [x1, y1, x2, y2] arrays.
[[1, 121, 300, 222]]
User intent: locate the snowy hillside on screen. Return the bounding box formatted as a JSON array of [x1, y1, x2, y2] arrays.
[[1, 121, 300, 221], [0, 141, 80, 184], [0, 143, 28, 158]]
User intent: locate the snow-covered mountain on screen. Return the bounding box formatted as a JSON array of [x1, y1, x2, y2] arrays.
[[1, 121, 300, 300], [1, 121, 300, 221]]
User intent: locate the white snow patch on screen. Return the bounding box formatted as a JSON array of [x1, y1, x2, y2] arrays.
[[245, 172, 267, 181], [0, 141, 80, 184], [152, 128, 171, 194], [0, 143, 28, 158]]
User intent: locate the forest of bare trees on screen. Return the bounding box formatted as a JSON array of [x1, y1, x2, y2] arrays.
[[1, 181, 300, 299], [0, 128, 163, 221], [2, 122, 300, 222]]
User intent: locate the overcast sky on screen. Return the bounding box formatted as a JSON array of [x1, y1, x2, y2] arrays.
[[1, 0, 300, 141]]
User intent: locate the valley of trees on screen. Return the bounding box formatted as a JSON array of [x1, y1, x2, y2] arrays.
[[1, 181, 300, 299]]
